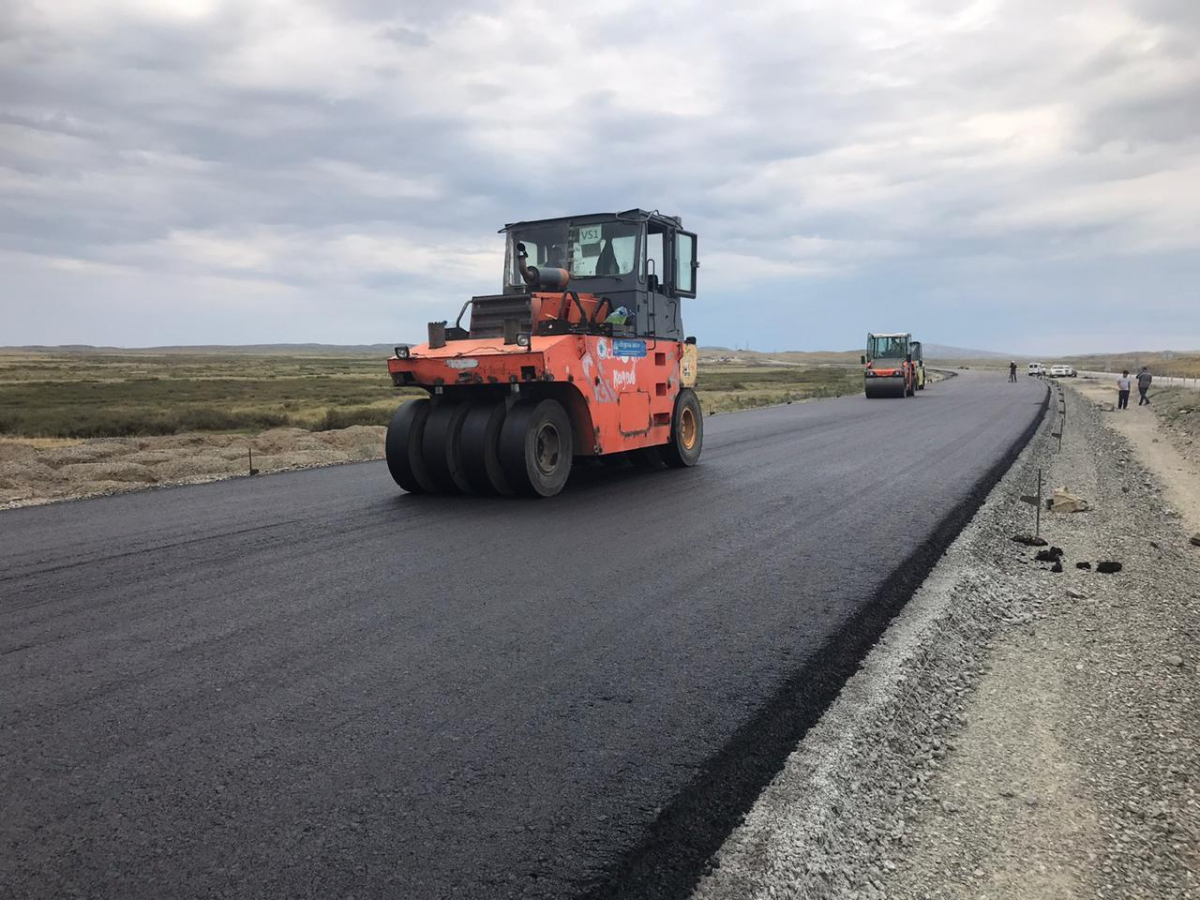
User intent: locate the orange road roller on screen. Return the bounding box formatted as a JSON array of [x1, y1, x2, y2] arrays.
[[385, 210, 703, 497]]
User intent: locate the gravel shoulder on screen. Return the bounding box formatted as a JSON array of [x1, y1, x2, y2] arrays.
[[693, 381, 1200, 899]]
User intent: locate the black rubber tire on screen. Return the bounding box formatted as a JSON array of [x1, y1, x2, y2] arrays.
[[385, 399, 436, 493], [421, 401, 474, 494], [631, 446, 667, 468], [499, 399, 573, 497], [459, 401, 513, 496], [661, 388, 703, 468]]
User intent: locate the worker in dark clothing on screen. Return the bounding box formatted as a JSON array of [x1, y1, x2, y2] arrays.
[[1117, 370, 1131, 410], [1137, 367, 1152, 405], [1009, 361, 1018, 382]]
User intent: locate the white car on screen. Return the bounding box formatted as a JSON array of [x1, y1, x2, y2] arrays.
[[1027, 363, 1046, 376], [1048, 365, 1077, 378]]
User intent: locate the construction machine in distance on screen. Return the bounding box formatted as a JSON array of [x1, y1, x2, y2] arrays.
[[862, 332, 918, 398], [384, 209, 703, 498], [911, 340, 927, 390]]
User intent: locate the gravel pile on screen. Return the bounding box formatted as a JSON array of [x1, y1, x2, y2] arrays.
[[693, 383, 1200, 900]]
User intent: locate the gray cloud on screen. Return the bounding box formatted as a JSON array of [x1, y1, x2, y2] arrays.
[[1, 0, 1198, 353]]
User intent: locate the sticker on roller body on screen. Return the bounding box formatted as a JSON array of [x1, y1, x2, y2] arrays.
[[614, 339, 646, 359], [446, 358, 478, 369]]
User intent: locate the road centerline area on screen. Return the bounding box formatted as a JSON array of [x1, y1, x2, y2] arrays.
[[0, 374, 1046, 900]]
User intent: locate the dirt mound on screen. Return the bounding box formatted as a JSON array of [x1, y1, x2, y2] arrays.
[[57, 461, 159, 484], [153, 456, 246, 480], [1, 426, 388, 509], [39, 442, 135, 467], [315, 425, 385, 457]]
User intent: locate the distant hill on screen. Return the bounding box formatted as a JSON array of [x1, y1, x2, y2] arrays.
[[1060, 350, 1200, 378], [699, 347, 861, 366], [701, 344, 1013, 363], [921, 344, 1011, 360]]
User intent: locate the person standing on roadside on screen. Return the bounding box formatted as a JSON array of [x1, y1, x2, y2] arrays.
[[1137, 366, 1152, 405], [1117, 370, 1131, 410], [1009, 360, 1018, 382]]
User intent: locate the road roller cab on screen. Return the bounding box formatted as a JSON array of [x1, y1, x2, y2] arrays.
[[385, 210, 704, 497], [863, 332, 916, 398]]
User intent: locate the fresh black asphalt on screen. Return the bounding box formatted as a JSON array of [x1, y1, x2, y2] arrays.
[[0, 373, 1046, 899]]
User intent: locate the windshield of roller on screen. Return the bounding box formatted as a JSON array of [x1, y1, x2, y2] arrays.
[[505, 221, 639, 291], [868, 334, 910, 360]]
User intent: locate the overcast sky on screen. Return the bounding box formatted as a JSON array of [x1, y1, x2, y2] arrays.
[[2, 0, 1198, 354]]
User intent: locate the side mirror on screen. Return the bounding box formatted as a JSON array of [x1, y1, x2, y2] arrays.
[[860, 355, 866, 365]]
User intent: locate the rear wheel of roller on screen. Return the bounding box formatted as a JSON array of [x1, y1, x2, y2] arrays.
[[421, 401, 474, 494], [460, 401, 513, 495], [385, 398, 436, 493], [661, 388, 703, 468]]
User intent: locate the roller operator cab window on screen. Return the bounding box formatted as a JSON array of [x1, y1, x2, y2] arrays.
[[643, 231, 664, 286], [868, 335, 910, 359], [505, 221, 638, 291], [676, 232, 696, 295]]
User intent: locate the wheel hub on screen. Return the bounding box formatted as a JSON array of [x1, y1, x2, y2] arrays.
[[535, 423, 561, 475], [680, 406, 697, 451]]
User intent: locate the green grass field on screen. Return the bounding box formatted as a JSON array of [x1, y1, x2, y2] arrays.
[[0, 349, 864, 439], [0, 351, 412, 439], [696, 365, 861, 413]]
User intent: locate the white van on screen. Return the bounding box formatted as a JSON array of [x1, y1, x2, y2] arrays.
[[1027, 363, 1046, 376]]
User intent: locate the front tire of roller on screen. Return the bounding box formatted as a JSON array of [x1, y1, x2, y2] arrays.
[[661, 388, 703, 468], [499, 399, 573, 497], [421, 401, 474, 494], [460, 401, 513, 495], [385, 398, 436, 493]]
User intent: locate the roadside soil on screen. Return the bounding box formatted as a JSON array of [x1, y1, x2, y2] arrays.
[[879, 384, 1200, 899], [693, 381, 1199, 900], [0, 426, 385, 509], [1069, 376, 1200, 534]]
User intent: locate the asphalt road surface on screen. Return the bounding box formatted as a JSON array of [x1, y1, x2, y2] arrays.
[[1, 373, 1046, 899]]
